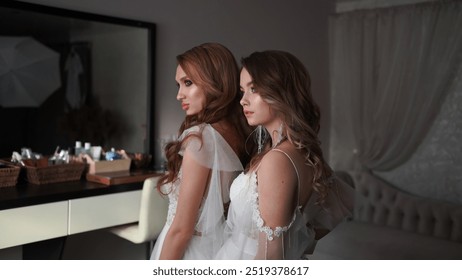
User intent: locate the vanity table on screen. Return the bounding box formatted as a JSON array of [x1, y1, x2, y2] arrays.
[[0, 174, 159, 254], [0, 1, 158, 259]]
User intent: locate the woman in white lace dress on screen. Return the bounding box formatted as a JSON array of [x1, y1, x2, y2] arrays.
[[150, 43, 251, 260], [215, 50, 354, 260]]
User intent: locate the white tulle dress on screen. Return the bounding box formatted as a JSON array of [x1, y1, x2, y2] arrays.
[[215, 149, 353, 260], [150, 123, 243, 260]]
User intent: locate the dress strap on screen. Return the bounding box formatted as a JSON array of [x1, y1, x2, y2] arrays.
[[271, 149, 301, 207]]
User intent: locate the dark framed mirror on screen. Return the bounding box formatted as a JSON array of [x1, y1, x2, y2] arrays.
[[0, 1, 156, 163]]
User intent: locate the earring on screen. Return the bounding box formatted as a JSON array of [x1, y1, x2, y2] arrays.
[[277, 123, 284, 144], [256, 125, 268, 154], [257, 125, 263, 154], [272, 123, 285, 148]]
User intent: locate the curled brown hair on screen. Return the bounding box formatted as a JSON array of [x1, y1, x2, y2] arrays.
[[241, 50, 332, 205], [157, 43, 250, 192]]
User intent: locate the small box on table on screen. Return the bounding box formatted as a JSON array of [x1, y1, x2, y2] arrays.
[[87, 158, 131, 174]]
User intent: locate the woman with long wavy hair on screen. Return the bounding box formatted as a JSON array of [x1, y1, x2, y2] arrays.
[[150, 43, 251, 259], [215, 50, 353, 259]]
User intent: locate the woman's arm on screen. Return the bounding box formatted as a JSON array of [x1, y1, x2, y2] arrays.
[[159, 147, 210, 259], [254, 151, 298, 259]]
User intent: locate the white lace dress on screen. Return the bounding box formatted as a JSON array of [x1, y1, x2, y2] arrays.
[[215, 149, 353, 260], [150, 123, 243, 260]]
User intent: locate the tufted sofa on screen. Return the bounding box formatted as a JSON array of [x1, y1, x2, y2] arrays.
[[311, 171, 462, 259]]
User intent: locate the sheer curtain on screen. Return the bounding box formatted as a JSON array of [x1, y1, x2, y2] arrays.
[[329, 1, 462, 172], [375, 66, 462, 203]]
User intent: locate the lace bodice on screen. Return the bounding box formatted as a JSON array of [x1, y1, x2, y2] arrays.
[[163, 170, 182, 227], [163, 169, 209, 230], [217, 149, 354, 260], [222, 169, 315, 259]]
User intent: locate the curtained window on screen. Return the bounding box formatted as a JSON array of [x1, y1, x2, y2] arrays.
[[329, 1, 462, 202]]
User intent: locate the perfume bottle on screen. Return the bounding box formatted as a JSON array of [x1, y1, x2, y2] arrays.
[[105, 148, 121, 161], [84, 142, 91, 155], [75, 141, 83, 156]]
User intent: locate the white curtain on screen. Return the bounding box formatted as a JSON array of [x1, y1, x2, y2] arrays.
[[329, 1, 462, 172]]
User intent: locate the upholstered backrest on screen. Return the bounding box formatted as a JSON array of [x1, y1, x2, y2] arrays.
[[353, 171, 462, 243], [139, 176, 169, 241], [335, 171, 355, 189]]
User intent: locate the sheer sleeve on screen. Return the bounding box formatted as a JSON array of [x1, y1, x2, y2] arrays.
[[252, 193, 314, 259], [304, 175, 355, 230], [179, 124, 243, 171], [253, 207, 298, 259], [179, 124, 243, 206], [178, 124, 243, 257]]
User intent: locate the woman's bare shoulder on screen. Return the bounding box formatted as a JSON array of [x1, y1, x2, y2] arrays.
[[257, 149, 297, 186]]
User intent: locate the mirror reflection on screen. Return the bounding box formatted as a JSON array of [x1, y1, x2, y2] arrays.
[[0, 2, 154, 159]]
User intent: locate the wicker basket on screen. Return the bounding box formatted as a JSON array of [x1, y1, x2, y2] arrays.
[[0, 161, 21, 188], [22, 159, 86, 185]]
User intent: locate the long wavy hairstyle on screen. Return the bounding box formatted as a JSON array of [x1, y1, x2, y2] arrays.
[[157, 43, 250, 192], [241, 50, 333, 205]]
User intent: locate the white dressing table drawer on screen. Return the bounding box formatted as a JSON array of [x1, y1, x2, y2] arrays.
[[68, 190, 141, 234], [0, 201, 68, 249]]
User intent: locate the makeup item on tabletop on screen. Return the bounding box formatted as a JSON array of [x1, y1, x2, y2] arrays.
[[10, 147, 85, 185], [90, 146, 102, 161], [105, 148, 123, 161], [74, 141, 83, 156]]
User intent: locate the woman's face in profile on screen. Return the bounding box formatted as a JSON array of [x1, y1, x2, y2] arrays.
[[175, 65, 206, 115], [239, 68, 274, 127]]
